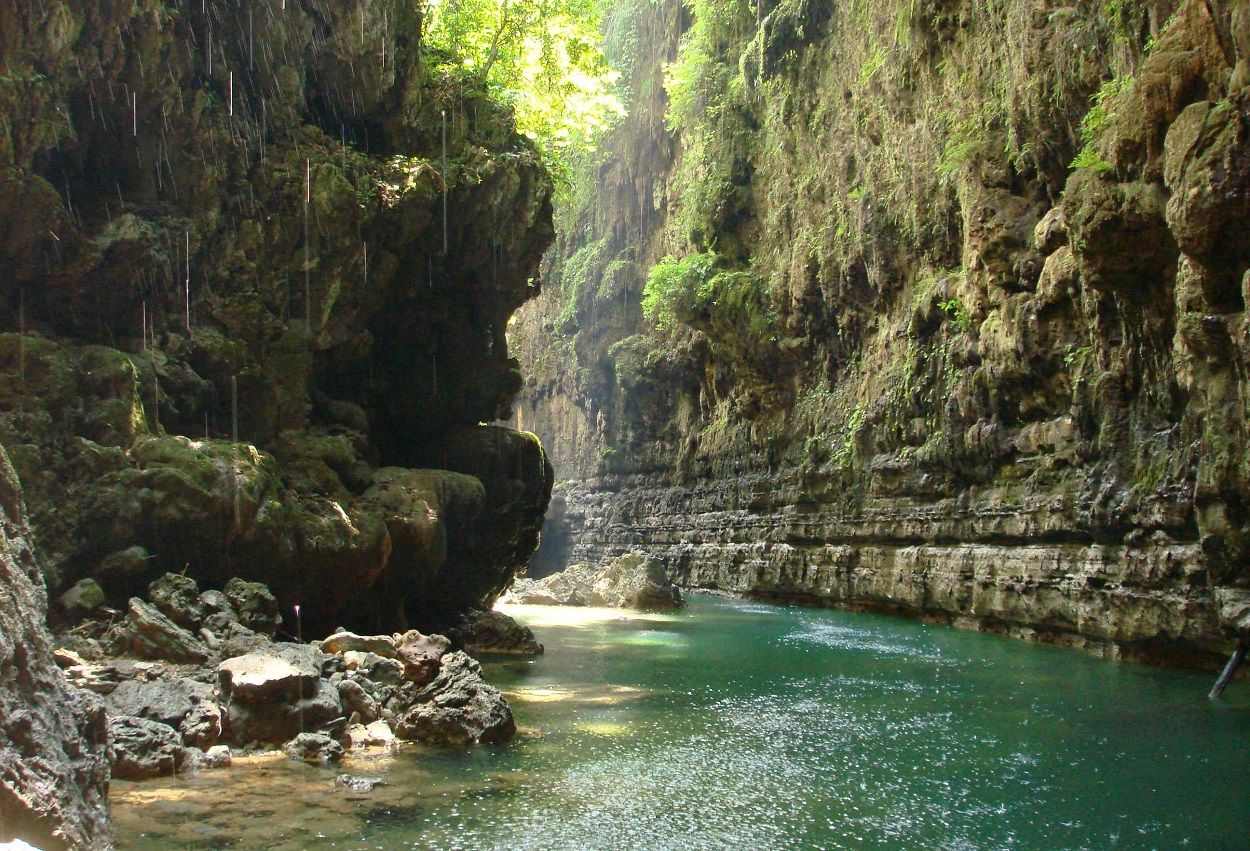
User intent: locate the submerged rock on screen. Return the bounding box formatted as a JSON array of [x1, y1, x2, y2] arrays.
[[335, 773, 385, 794], [505, 554, 684, 610]]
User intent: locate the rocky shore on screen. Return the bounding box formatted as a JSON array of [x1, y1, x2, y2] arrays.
[[54, 571, 540, 785]]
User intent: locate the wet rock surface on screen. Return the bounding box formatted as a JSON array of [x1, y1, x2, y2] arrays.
[[59, 572, 518, 790], [392, 652, 517, 746], [0, 446, 111, 848], [505, 554, 685, 611]]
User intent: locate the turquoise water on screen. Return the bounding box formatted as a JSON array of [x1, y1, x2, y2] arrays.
[[114, 595, 1250, 850]]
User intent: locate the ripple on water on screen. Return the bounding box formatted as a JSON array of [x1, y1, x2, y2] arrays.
[[778, 616, 951, 665], [112, 596, 1250, 851]]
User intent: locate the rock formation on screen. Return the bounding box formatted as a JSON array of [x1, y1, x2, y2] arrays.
[[61, 571, 516, 787], [0, 0, 554, 637], [504, 554, 685, 610], [0, 446, 111, 849], [512, 0, 1250, 666]]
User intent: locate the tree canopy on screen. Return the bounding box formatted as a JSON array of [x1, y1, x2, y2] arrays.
[[423, 0, 626, 182]]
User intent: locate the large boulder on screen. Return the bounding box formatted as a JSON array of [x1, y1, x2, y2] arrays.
[[107, 716, 191, 781], [448, 608, 544, 655], [392, 651, 515, 746], [218, 644, 342, 746], [218, 644, 323, 702], [504, 554, 685, 610], [104, 678, 214, 729]]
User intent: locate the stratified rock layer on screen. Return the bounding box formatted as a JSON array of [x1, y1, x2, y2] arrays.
[[513, 0, 1250, 666], [0, 446, 111, 849]]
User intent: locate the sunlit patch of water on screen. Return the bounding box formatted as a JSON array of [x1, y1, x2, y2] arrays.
[[113, 595, 1250, 850]]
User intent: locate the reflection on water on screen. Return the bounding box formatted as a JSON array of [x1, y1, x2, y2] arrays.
[[115, 595, 1250, 850]]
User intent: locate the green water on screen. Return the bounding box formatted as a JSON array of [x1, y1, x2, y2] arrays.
[[114, 595, 1250, 850]]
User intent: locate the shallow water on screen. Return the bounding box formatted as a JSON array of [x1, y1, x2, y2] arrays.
[[114, 595, 1250, 850]]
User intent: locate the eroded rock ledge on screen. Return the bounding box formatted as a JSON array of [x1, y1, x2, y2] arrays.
[[555, 469, 1243, 667]]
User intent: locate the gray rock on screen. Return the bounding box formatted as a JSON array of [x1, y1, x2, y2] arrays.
[[199, 744, 232, 769], [337, 678, 380, 723], [345, 720, 395, 750], [393, 651, 515, 746], [58, 578, 106, 618], [181, 700, 226, 748], [321, 630, 397, 657], [226, 683, 343, 747], [199, 589, 235, 619], [109, 598, 211, 663], [217, 621, 271, 657], [219, 644, 342, 746], [224, 578, 281, 637], [108, 716, 191, 780], [104, 678, 213, 729], [283, 732, 344, 765], [147, 573, 205, 628], [218, 643, 323, 702], [449, 608, 544, 655]]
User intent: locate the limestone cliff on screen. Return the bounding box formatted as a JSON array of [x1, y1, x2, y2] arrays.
[[0, 0, 554, 635], [0, 445, 111, 850], [512, 0, 1250, 665]]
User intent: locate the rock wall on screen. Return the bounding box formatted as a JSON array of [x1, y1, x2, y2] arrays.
[[0, 0, 555, 635], [0, 445, 111, 850], [512, 0, 1250, 666]]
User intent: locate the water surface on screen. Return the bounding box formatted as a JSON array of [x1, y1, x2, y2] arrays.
[[114, 595, 1250, 849]]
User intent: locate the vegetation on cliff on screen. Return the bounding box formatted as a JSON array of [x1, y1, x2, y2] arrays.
[[0, 0, 571, 637], [511, 0, 1250, 662]]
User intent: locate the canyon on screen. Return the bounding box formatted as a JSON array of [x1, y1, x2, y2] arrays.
[[513, 0, 1250, 668]]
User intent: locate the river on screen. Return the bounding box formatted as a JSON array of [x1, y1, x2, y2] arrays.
[[113, 594, 1250, 849]]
